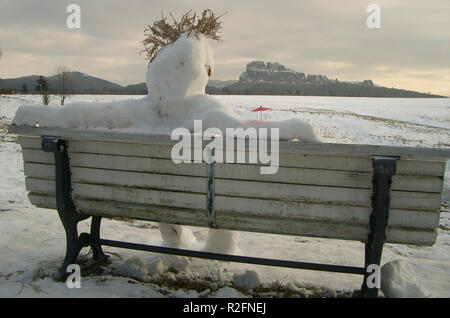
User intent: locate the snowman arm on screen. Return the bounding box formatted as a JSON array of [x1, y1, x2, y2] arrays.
[[198, 108, 321, 143], [249, 118, 321, 143]]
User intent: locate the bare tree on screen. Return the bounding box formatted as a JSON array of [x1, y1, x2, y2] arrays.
[[55, 65, 71, 105]]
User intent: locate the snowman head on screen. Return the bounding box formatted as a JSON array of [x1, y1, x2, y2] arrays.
[[146, 32, 214, 104]]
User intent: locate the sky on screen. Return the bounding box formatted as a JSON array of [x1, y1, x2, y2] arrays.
[[0, 0, 449, 96]]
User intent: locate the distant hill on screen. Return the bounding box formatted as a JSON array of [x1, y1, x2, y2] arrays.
[[0, 64, 445, 97], [208, 79, 238, 88], [121, 83, 148, 95], [206, 61, 445, 98], [0, 72, 125, 94]]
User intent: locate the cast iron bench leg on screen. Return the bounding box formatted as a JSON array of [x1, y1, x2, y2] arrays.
[[42, 137, 106, 281], [90, 216, 107, 262], [55, 208, 90, 281], [361, 157, 397, 298]]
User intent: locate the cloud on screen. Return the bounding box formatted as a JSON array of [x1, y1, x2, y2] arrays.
[[319, 61, 353, 70], [0, 0, 449, 95]]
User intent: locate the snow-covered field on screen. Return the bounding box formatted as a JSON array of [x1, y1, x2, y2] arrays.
[[0, 94, 449, 298]]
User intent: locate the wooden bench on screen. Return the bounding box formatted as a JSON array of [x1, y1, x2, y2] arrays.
[[9, 124, 450, 297]]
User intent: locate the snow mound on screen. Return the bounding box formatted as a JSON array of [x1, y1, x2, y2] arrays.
[[117, 256, 166, 280], [159, 223, 198, 250], [211, 287, 248, 298], [284, 282, 314, 297], [203, 229, 240, 254], [233, 270, 261, 290], [381, 260, 429, 298]]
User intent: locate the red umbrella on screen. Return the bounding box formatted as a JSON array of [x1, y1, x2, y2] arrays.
[[252, 106, 272, 112], [252, 106, 272, 120]]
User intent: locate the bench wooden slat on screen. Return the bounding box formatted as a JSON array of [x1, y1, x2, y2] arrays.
[[216, 213, 436, 246], [215, 196, 440, 231], [386, 228, 437, 247], [27, 192, 210, 228], [397, 160, 446, 177], [387, 209, 440, 230], [22, 149, 208, 177], [23, 162, 442, 211], [24, 163, 207, 194], [215, 163, 443, 193], [26, 178, 208, 211], [392, 175, 443, 193], [390, 191, 442, 211]]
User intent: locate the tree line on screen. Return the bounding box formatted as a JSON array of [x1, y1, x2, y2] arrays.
[[15, 66, 71, 105], [206, 81, 443, 98]]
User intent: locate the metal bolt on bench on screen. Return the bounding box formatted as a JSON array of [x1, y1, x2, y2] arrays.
[[42, 136, 398, 298]]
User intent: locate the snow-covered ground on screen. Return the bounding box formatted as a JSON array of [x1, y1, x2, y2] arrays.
[[0, 94, 449, 297]]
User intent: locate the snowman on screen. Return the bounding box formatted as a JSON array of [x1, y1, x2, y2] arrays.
[[143, 12, 321, 254]]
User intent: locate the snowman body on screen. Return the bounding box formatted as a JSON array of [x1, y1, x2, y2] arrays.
[[147, 32, 320, 253]]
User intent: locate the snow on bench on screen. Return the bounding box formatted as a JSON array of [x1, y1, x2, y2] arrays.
[[9, 125, 450, 297]]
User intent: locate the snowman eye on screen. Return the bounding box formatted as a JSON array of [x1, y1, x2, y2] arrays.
[[205, 65, 212, 78]]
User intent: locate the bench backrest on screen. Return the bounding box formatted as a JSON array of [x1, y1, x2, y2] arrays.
[[13, 127, 449, 247]]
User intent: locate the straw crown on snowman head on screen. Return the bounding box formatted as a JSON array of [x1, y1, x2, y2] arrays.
[[141, 9, 225, 64]]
